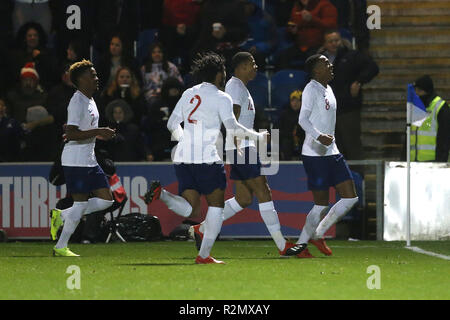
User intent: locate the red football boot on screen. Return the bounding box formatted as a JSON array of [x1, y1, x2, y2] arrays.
[[279, 242, 296, 257], [144, 180, 162, 205], [195, 256, 225, 264], [296, 247, 315, 258], [189, 224, 204, 251], [309, 238, 332, 256]]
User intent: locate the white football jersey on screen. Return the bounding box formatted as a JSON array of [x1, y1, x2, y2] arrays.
[[299, 79, 340, 156], [171, 82, 235, 163], [61, 90, 99, 167], [224, 76, 256, 150]]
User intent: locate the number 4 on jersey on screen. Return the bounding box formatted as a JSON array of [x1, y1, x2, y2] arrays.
[[188, 95, 201, 124]]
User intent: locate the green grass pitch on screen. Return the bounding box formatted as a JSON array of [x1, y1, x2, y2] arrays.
[[0, 240, 449, 300]]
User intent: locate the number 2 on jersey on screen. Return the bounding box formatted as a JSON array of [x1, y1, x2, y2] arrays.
[[188, 95, 201, 124]]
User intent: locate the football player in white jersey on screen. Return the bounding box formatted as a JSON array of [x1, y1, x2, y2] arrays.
[[188, 52, 300, 257], [285, 54, 359, 258], [144, 52, 268, 264], [49, 60, 116, 256]]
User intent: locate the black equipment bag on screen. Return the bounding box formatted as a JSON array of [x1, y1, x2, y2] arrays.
[[112, 213, 163, 242]]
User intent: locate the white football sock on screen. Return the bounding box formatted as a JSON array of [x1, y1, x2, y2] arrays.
[[199, 207, 224, 258], [160, 189, 192, 217], [84, 198, 114, 215], [314, 197, 358, 239], [198, 197, 244, 233], [297, 205, 328, 244], [259, 201, 286, 251], [55, 201, 88, 249], [223, 197, 243, 220]]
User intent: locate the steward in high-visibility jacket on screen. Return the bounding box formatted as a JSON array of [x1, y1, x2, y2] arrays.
[[412, 76, 450, 162]]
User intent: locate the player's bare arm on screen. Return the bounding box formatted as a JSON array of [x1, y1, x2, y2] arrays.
[[233, 104, 242, 151]]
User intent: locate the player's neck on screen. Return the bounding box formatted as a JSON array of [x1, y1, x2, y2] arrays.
[[234, 73, 250, 86], [78, 88, 93, 99], [313, 77, 328, 88]]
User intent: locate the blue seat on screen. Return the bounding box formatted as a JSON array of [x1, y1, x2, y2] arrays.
[[269, 70, 308, 124], [137, 29, 159, 64], [247, 72, 269, 109], [270, 69, 308, 110]]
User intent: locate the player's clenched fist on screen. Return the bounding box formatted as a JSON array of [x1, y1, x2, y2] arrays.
[[96, 127, 116, 140], [317, 134, 334, 146]]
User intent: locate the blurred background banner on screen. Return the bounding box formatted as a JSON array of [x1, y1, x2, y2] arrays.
[[0, 162, 336, 239]]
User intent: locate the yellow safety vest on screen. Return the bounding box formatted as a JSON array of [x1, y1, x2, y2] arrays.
[[410, 96, 446, 161]]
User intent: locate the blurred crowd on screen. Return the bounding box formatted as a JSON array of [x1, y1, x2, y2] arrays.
[[0, 0, 376, 163]]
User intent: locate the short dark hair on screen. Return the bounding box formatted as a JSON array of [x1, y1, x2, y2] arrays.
[[191, 52, 225, 84], [305, 54, 324, 75], [69, 59, 94, 88], [231, 52, 253, 72], [323, 28, 340, 37]]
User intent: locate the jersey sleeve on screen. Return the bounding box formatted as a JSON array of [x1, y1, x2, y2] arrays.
[[66, 96, 82, 127], [225, 82, 245, 107], [167, 90, 189, 141], [300, 85, 315, 112], [218, 94, 235, 122], [298, 86, 322, 139]]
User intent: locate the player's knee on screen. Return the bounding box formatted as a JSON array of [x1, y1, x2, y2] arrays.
[[188, 205, 201, 218], [342, 196, 359, 210], [236, 196, 252, 208], [254, 189, 271, 203]]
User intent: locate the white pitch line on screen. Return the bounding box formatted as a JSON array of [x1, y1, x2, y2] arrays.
[[405, 246, 450, 261]]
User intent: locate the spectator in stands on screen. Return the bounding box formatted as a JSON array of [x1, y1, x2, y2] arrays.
[[0, 97, 23, 162], [100, 99, 149, 162], [6, 63, 57, 161], [6, 63, 48, 124], [9, 22, 56, 90], [412, 75, 450, 162], [100, 66, 146, 126], [160, 0, 202, 72], [141, 77, 183, 161], [192, 0, 249, 71], [277, 90, 305, 160], [12, 0, 52, 36], [21, 103, 58, 161], [97, 33, 141, 91], [46, 64, 75, 146], [141, 42, 183, 107], [317, 29, 379, 160], [240, 0, 278, 69], [279, 0, 337, 69]]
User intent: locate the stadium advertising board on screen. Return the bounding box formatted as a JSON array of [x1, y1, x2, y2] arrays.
[[0, 163, 335, 239]]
